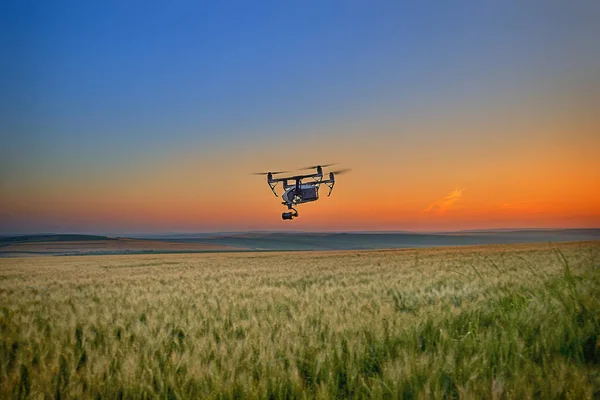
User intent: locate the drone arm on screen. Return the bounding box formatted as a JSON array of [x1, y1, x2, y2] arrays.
[[269, 171, 321, 182], [326, 181, 335, 196], [268, 181, 279, 196], [324, 172, 335, 196]]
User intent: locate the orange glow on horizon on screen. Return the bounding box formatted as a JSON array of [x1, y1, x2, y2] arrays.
[[2, 90, 599, 233]]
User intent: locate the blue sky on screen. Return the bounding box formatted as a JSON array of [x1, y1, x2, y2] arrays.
[[1, 1, 599, 233], [3, 2, 597, 158]]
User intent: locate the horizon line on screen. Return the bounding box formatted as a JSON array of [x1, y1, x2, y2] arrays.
[[2, 227, 599, 239]]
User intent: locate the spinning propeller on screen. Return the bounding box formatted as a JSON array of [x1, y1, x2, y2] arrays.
[[300, 163, 337, 170], [249, 171, 290, 175], [330, 168, 351, 175]]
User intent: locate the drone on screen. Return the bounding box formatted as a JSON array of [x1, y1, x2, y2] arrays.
[[252, 164, 351, 220]]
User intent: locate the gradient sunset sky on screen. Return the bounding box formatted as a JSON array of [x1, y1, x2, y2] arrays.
[[1, 2, 599, 234]]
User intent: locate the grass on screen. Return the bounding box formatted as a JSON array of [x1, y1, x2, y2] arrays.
[[0, 241, 599, 399]]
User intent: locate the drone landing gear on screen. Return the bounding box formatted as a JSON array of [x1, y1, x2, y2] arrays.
[[282, 207, 298, 220]]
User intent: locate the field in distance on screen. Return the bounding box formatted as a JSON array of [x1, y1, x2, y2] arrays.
[[0, 235, 242, 257], [2, 229, 599, 256], [1, 241, 599, 398]]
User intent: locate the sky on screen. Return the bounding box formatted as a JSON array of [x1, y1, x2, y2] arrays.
[[1, 1, 599, 234]]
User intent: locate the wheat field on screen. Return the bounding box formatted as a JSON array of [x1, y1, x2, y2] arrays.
[[1, 242, 599, 399]]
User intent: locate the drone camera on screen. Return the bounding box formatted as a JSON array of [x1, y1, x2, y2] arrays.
[[282, 212, 295, 220]]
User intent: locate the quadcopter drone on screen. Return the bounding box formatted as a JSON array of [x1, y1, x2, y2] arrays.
[[252, 164, 351, 220]]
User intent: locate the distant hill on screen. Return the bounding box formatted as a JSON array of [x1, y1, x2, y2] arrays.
[[155, 229, 600, 251], [130, 228, 600, 240], [1, 229, 598, 255], [0, 234, 113, 244]]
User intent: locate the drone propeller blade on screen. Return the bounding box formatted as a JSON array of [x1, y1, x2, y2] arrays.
[[250, 170, 290, 175], [300, 163, 337, 170], [330, 168, 352, 175]]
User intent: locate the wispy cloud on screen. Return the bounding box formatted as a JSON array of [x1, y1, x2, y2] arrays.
[[424, 189, 464, 215]]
